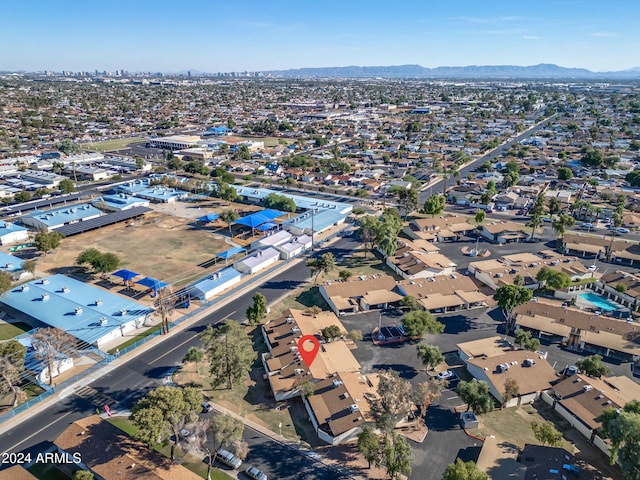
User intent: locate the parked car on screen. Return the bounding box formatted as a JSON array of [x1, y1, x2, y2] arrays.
[[560, 365, 578, 377], [615, 227, 630, 234], [436, 370, 455, 380], [202, 402, 213, 413], [245, 465, 268, 480], [179, 429, 195, 442], [216, 448, 242, 469]]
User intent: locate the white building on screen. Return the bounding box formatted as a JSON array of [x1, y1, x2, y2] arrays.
[[234, 247, 280, 274], [0, 222, 29, 245]]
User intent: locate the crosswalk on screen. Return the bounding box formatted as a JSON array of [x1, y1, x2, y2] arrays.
[[74, 386, 115, 409]]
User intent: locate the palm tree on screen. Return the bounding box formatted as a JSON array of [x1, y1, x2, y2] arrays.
[[552, 213, 575, 250]]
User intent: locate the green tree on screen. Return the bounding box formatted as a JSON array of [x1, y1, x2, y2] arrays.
[[321, 325, 342, 342], [575, 354, 610, 378], [402, 310, 445, 338], [13, 191, 32, 203], [416, 343, 444, 371], [167, 156, 183, 171], [76, 249, 120, 276], [219, 209, 239, 236], [600, 400, 640, 476], [131, 385, 202, 460], [514, 329, 540, 352], [213, 182, 238, 205], [357, 425, 381, 469], [552, 213, 575, 249], [395, 185, 419, 218], [377, 225, 398, 258], [33, 231, 64, 255], [348, 329, 363, 341], [557, 167, 573, 181], [456, 379, 494, 414], [422, 194, 446, 217], [339, 269, 353, 281], [0, 339, 27, 406], [263, 192, 296, 212], [547, 197, 562, 215], [504, 171, 519, 187], [59, 178, 76, 194], [201, 320, 257, 389], [357, 215, 383, 258], [528, 193, 545, 241], [400, 295, 421, 311], [580, 148, 604, 168], [443, 458, 489, 480], [531, 421, 562, 446], [246, 292, 268, 325], [306, 252, 335, 285], [381, 433, 412, 480], [494, 284, 533, 331], [182, 346, 204, 371], [55, 139, 80, 155], [71, 471, 94, 480], [474, 209, 486, 226]]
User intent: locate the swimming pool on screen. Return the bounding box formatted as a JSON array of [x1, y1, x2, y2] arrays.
[[580, 292, 620, 312]]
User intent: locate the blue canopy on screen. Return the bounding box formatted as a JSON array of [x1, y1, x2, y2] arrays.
[[256, 222, 277, 231], [111, 269, 140, 281], [216, 246, 246, 260], [198, 213, 220, 222], [233, 209, 284, 229], [136, 277, 169, 290]]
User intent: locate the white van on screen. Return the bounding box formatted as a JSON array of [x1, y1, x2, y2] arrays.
[[216, 448, 242, 469]]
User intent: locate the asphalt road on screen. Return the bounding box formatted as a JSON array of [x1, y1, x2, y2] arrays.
[[420, 116, 555, 203], [0, 237, 360, 480]]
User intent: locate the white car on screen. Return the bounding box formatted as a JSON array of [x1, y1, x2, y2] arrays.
[[615, 227, 630, 234], [588, 264, 597, 271], [245, 466, 268, 480], [436, 370, 455, 380]]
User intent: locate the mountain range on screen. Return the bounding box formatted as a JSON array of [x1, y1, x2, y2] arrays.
[[263, 63, 640, 79]]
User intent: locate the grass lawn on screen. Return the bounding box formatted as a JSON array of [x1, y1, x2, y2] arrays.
[[107, 418, 233, 479], [176, 327, 319, 448], [476, 402, 573, 451], [0, 321, 32, 340], [86, 137, 146, 152], [108, 325, 162, 354]]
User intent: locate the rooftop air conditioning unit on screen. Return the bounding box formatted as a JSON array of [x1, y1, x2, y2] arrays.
[[95, 299, 103, 306], [583, 385, 593, 391], [333, 379, 343, 387], [120, 309, 127, 316], [21, 285, 29, 292], [100, 317, 108, 326], [349, 404, 359, 412], [62, 286, 70, 293], [75, 307, 83, 315], [42, 279, 49, 285], [41, 293, 49, 301]]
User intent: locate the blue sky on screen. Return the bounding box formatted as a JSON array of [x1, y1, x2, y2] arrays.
[[1, 0, 638, 72]]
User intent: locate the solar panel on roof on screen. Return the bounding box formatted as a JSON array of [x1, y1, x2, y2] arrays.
[[2, 192, 94, 216], [52, 206, 151, 236]]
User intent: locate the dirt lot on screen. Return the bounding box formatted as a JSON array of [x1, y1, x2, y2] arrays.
[[37, 210, 229, 287]]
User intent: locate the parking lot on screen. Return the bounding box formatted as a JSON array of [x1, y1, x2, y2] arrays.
[[339, 305, 635, 479]]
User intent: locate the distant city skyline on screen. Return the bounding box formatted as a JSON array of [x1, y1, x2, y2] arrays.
[[1, 0, 638, 73]]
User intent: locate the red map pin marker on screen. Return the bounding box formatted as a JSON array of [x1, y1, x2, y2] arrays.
[[298, 335, 320, 369]]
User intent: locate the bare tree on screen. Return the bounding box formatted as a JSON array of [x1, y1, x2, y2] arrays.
[[31, 327, 79, 386]]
